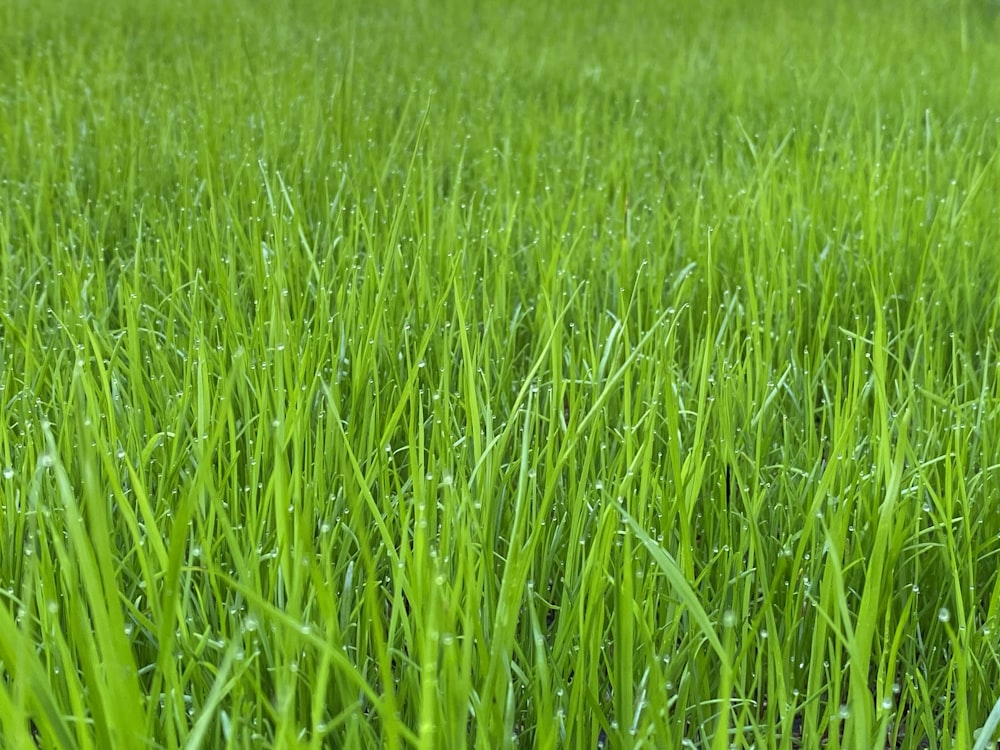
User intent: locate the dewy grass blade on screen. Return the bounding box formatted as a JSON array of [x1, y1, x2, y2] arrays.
[[616, 502, 727, 662], [973, 696, 1000, 750], [0, 603, 77, 750], [182, 636, 242, 750], [40, 418, 147, 747]]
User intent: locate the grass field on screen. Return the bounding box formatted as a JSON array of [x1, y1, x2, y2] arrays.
[[3, 0, 1000, 748]]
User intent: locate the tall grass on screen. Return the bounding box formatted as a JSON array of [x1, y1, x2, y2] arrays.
[[2, 0, 1000, 747]]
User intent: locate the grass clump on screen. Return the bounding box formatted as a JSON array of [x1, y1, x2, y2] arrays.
[[2, 0, 1000, 747]]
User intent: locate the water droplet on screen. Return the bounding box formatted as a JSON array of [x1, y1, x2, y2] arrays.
[[938, 608, 951, 623], [2, 467, 13, 479]]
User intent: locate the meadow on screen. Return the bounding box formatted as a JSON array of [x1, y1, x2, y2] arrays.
[[3, 0, 1000, 747]]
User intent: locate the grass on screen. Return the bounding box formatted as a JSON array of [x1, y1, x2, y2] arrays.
[[2, 0, 1000, 747]]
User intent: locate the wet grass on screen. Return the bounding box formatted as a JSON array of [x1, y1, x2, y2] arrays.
[[2, 0, 1000, 748]]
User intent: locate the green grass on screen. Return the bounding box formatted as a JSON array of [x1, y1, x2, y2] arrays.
[[2, 0, 1000, 747]]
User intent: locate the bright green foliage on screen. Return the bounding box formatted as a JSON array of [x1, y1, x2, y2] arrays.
[[2, 0, 1000, 748]]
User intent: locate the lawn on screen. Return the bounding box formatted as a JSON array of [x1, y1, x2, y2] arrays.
[[2, 0, 1000, 748]]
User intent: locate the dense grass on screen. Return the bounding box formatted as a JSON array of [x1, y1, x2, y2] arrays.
[[3, 0, 1000, 747]]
